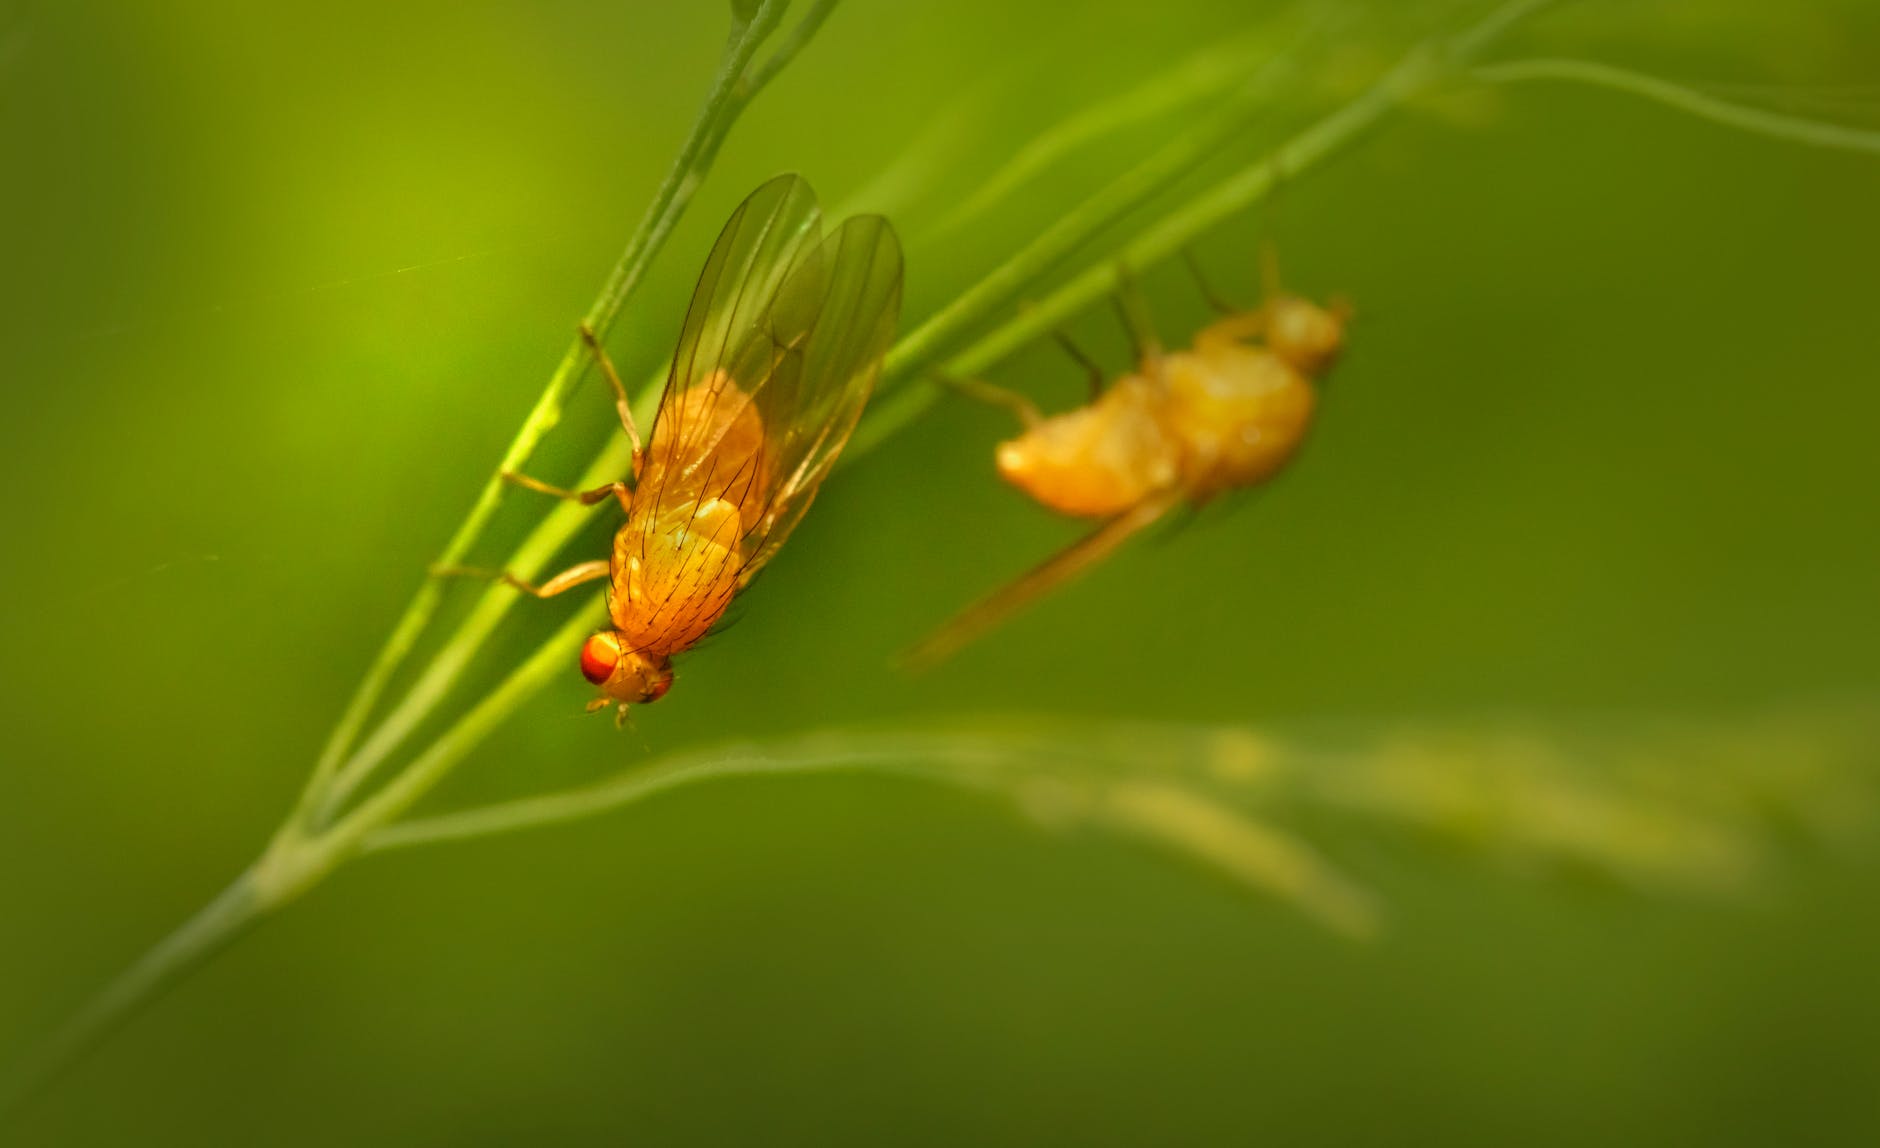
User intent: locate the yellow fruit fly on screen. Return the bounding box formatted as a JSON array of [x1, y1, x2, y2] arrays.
[[906, 251, 1347, 668], [442, 174, 903, 722]]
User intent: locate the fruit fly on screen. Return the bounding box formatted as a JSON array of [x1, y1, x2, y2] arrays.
[[905, 251, 1347, 668], [442, 174, 903, 721]]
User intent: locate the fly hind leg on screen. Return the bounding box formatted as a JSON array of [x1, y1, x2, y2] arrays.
[[1110, 261, 1163, 368], [432, 558, 611, 599]]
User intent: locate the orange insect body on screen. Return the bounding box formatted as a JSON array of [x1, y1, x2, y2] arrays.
[[457, 175, 903, 720], [908, 276, 1347, 669], [613, 374, 768, 655], [1159, 329, 1318, 495], [998, 293, 1342, 515]]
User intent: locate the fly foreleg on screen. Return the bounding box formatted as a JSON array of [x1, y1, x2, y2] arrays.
[[432, 559, 610, 599], [931, 371, 1043, 429], [1182, 248, 1243, 317], [500, 470, 632, 514], [579, 323, 645, 481], [1050, 330, 1108, 402], [1110, 261, 1164, 368]]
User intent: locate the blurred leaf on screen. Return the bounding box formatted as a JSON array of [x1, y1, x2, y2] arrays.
[[1100, 781, 1381, 937]]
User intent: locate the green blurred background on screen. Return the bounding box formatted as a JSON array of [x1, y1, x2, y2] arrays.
[[3, 0, 1879, 1143]]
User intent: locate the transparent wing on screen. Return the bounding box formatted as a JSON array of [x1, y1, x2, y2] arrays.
[[736, 211, 904, 581], [633, 173, 825, 540], [899, 489, 1183, 671], [632, 175, 902, 591]]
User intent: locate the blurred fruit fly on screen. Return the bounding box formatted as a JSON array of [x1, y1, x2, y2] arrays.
[[905, 250, 1347, 668], [440, 174, 903, 722]]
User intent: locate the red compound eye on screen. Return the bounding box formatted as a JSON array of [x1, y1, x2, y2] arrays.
[[580, 634, 620, 685]]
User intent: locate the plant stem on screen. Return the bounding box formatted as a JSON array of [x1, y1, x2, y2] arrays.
[[0, 607, 612, 1120], [0, 870, 266, 1115], [319, 604, 608, 861], [360, 722, 1381, 938], [1473, 57, 1880, 155], [926, 24, 1282, 241], [301, 0, 824, 826], [362, 732, 1016, 853], [312, 494, 604, 821], [741, 0, 837, 96], [1445, 0, 1561, 63], [2, 4, 839, 1116], [11, 0, 1573, 1112], [878, 20, 1311, 384], [850, 0, 1571, 456], [316, 3, 1311, 824], [848, 29, 1445, 456], [330, 0, 1568, 835]]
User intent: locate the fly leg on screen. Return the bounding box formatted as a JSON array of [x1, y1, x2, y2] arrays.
[[432, 559, 611, 599], [935, 294, 1119, 424], [499, 470, 632, 514], [495, 322, 638, 513], [1189, 156, 1288, 343], [1050, 330, 1108, 402], [580, 323, 645, 480], [1259, 239, 1285, 305], [1258, 153, 1291, 302], [1110, 262, 1163, 368], [1182, 248, 1243, 317], [1189, 245, 1270, 346], [931, 371, 1043, 429]]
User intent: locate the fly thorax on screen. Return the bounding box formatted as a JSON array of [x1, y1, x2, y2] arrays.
[[1164, 346, 1317, 494]]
